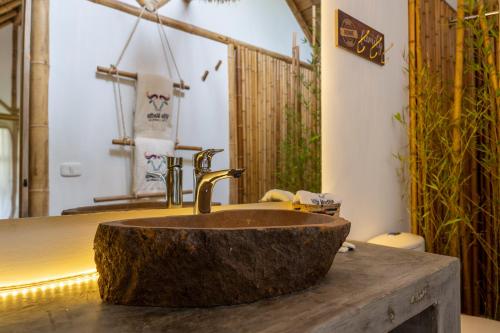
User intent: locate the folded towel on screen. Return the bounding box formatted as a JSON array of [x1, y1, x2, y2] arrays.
[[338, 241, 356, 253], [293, 190, 342, 206], [133, 137, 175, 195], [260, 189, 294, 202], [134, 73, 174, 141]]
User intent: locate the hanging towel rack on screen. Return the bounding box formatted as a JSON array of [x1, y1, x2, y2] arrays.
[[96, 65, 199, 150], [96, 66, 190, 90], [449, 10, 498, 24], [111, 138, 202, 151]]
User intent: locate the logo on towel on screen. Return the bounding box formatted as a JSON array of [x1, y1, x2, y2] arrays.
[[144, 153, 167, 181], [147, 92, 171, 112], [311, 194, 335, 206]]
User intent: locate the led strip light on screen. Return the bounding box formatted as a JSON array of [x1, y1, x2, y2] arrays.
[[0, 271, 99, 300]]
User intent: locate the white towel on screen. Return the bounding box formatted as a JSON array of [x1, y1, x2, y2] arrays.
[[133, 137, 175, 195], [134, 73, 174, 141], [338, 242, 356, 253], [260, 189, 294, 202], [293, 190, 342, 206]]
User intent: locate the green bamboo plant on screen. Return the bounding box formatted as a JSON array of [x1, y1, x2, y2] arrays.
[[398, 0, 499, 319], [277, 42, 321, 193]]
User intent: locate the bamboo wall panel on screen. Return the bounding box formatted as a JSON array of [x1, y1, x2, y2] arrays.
[[228, 45, 319, 204], [418, 0, 456, 92], [411, 0, 500, 319]]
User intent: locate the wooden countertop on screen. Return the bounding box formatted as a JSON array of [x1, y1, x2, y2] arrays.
[[0, 242, 460, 333]]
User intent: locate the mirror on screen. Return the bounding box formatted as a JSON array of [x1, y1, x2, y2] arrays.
[[0, 0, 319, 217]]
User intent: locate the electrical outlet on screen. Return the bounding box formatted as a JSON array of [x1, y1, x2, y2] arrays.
[[60, 162, 82, 177]]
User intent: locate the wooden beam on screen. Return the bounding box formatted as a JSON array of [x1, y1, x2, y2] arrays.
[[19, 0, 32, 217], [0, 0, 17, 6], [0, 8, 17, 25], [0, 0, 20, 16], [29, 0, 50, 217], [96, 66, 190, 89], [227, 44, 238, 204], [285, 0, 313, 44], [0, 113, 19, 121], [111, 138, 203, 151], [11, 21, 18, 112], [87, 0, 313, 69], [0, 98, 11, 112], [0, 16, 13, 28]]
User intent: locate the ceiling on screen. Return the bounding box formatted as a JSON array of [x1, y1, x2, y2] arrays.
[[286, 0, 321, 45], [0, 0, 22, 29]]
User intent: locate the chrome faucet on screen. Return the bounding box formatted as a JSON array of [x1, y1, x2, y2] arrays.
[[193, 149, 245, 214], [147, 156, 183, 208]]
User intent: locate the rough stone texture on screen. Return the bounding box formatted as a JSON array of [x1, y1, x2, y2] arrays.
[[0, 242, 460, 333], [94, 209, 350, 307]]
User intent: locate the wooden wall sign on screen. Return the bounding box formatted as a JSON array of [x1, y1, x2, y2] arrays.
[[336, 9, 385, 66]]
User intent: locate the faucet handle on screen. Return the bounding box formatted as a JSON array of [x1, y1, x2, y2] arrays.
[[194, 149, 224, 172], [197, 149, 224, 159]]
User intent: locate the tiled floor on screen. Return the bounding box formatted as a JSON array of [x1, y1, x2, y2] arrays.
[[461, 315, 500, 333]]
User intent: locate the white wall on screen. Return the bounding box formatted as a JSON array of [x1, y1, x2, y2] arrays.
[[0, 25, 12, 113], [49, 0, 310, 215], [321, 0, 409, 241]]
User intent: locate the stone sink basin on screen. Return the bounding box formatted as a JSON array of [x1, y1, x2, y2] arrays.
[[94, 209, 350, 307]]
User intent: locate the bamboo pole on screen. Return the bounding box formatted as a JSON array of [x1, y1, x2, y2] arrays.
[[416, 0, 428, 244], [251, 49, 258, 201], [478, 1, 500, 316], [284, 0, 312, 44], [312, 5, 317, 48], [408, 0, 418, 235], [470, 117, 481, 315], [0, 9, 17, 26], [96, 66, 190, 90], [236, 46, 244, 203], [241, 46, 247, 202], [0, 113, 18, 121], [478, 0, 499, 137], [0, 0, 19, 6], [450, 0, 465, 258], [111, 138, 202, 151], [10, 18, 19, 220], [19, 0, 31, 217], [11, 21, 18, 113], [87, 0, 313, 70], [478, 0, 499, 105], [28, 0, 50, 217], [0, 0, 20, 16], [228, 44, 238, 204]]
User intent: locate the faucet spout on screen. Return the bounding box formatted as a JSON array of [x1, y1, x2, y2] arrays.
[[194, 168, 245, 215]]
